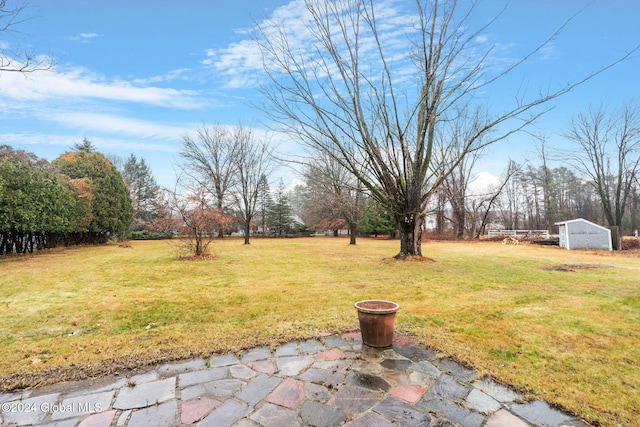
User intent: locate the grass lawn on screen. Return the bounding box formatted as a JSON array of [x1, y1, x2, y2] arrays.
[[1, 237, 638, 426]]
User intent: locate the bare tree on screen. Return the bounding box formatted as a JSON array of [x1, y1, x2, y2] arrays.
[[165, 182, 229, 257], [535, 138, 555, 233], [475, 160, 521, 237], [1, 0, 54, 73], [255, 0, 635, 259], [437, 107, 489, 239], [180, 124, 238, 238], [565, 103, 640, 227], [303, 152, 364, 244], [231, 125, 277, 244]]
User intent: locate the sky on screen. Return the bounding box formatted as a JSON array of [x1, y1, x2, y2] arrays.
[[1, 0, 639, 191]]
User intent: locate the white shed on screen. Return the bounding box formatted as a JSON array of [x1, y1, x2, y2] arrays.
[[555, 218, 612, 251]]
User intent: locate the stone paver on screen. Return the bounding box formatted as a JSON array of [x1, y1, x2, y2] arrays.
[[330, 384, 382, 415], [0, 333, 592, 427], [265, 378, 305, 409], [241, 346, 271, 363], [112, 378, 175, 410], [431, 373, 470, 400], [209, 353, 240, 368], [419, 393, 485, 427], [472, 377, 522, 403], [390, 384, 427, 403], [300, 400, 346, 426], [485, 409, 531, 427], [197, 399, 250, 427], [180, 397, 220, 424], [250, 403, 299, 427], [1, 393, 59, 425], [235, 374, 281, 405], [127, 401, 176, 427], [511, 400, 576, 426], [178, 367, 227, 387], [51, 390, 114, 420], [77, 409, 116, 427], [374, 396, 432, 426], [157, 359, 206, 377], [276, 355, 314, 376], [465, 388, 501, 413]]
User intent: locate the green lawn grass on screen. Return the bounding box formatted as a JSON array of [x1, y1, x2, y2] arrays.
[[1, 237, 638, 426]]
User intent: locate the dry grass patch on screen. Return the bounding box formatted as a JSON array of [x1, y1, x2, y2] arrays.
[[1, 238, 639, 426], [541, 263, 612, 272]]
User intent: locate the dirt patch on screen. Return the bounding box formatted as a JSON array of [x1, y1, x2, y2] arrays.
[[391, 254, 436, 262], [541, 264, 612, 272], [176, 253, 216, 261]]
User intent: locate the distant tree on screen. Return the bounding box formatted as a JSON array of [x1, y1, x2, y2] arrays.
[[267, 180, 294, 236], [360, 198, 396, 238], [536, 139, 555, 233], [53, 145, 132, 242], [437, 107, 490, 239], [302, 153, 364, 244], [565, 103, 640, 228], [180, 124, 238, 238], [256, 174, 272, 234], [121, 154, 161, 228], [73, 137, 96, 153], [230, 126, 277, 244], [0, 0, 55, 73], [475, 161, 521, 237]]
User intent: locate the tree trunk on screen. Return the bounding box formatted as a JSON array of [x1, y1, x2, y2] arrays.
[[396, 215, 423, 258], [349, 222, 357, 245], [243, 222, 251, 245]]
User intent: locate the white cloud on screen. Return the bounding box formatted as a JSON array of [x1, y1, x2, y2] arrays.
[[133, 68, 194, 85], [50, 111, 191, 141], [68, 33, 100, 43], [0, 132, 177, 153], [0, 64, 202, 109], [468, 171, 502, 196], [208, 0, 417, 89]]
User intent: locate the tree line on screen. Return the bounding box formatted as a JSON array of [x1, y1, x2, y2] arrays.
[[0, 141, 132, 254]]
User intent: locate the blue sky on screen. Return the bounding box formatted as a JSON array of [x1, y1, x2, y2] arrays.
[[1, 0, 638, 189]]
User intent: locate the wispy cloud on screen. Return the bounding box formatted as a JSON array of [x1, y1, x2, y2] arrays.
[[49, 111, 191, 141], [0, 64, 202, 109], [207, 0, 424, 89], [133, 68, 194, 85], [68, 32, 100, 43], [0, 132, 179, 154]]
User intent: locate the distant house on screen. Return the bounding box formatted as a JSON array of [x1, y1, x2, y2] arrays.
[[555, 218, 612, 251]]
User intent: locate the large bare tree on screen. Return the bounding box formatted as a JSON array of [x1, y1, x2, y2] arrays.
[[565, 103, 640, 228], [255, 0, 636, 258]]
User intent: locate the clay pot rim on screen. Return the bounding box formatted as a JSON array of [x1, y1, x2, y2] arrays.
[[354, 299, 400, 314]]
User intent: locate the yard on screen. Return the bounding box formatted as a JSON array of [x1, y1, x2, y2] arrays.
[[0, 237, 638, 426]]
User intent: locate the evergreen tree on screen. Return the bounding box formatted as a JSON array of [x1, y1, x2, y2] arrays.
[[0, 146, 75, 253], [257, 174, 272, 234], [360, 198, 396, 238], [73, 137, 96, 153], [53, 144, 132, 242], [266, 180, 293, 236], [121, 154, 160, 228]]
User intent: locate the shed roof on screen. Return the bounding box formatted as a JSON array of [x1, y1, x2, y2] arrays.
[[554, 218, 610, 232]]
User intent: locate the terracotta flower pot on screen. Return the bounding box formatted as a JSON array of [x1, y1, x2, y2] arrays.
[[354, 300, 399, 348]]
